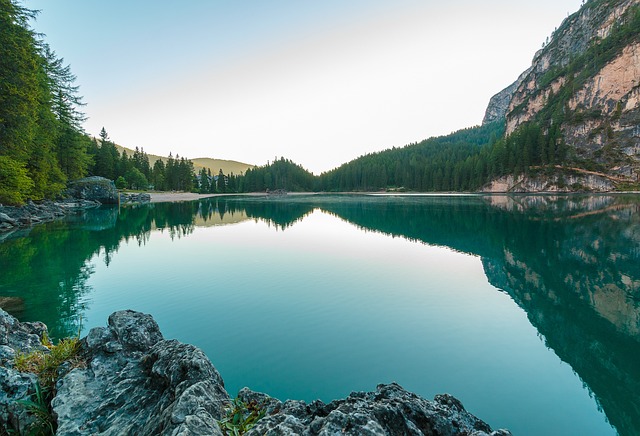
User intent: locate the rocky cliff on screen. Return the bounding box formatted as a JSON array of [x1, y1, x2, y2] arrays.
[[484, 0, 640, 185], [0, 309, 510, 436], [482, 69, 530, 125]]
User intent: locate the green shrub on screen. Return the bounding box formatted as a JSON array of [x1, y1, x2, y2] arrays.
[[218, 397, 266, 435]]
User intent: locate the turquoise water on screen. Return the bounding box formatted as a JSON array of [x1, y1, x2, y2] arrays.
[[2, 194, 639, 435]]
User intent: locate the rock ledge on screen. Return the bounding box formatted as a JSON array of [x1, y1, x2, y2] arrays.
[[0, 309, 510, 435]]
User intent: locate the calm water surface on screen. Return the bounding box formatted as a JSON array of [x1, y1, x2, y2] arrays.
[[1, 194, 639, 435]]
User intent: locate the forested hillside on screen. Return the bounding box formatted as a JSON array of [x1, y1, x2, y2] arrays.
[[319, 123, 505, 192]]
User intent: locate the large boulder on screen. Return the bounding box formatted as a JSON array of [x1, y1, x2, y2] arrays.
[[65, 176, 119, 205], [52, 310, 229, 435]]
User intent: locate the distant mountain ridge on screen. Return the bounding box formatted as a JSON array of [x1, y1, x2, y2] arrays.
[[113, 143, 254, 175]]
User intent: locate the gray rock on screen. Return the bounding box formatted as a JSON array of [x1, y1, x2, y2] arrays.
[[53, 310, 229, 436], [1, 308, 510, 436], [0, 367, 40, 434], [0, 309, 49, 434], [0, 212, 16, 225], [0, 200, 68, 231], [240, 383, 511, 436], [0, 308, 48, 354], [65, 176, 119, 205], [120, 192, 152, 203], [482, 67, 530, 125]]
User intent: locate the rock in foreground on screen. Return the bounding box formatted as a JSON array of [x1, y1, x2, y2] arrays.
[[239, 384, 510, 436], [52, 310, 229, 435], [0, 309, 510, 435]]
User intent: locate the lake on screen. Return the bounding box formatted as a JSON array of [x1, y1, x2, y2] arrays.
[[1, 194, 639, 435]]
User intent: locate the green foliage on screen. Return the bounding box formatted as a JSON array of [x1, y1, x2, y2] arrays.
[[0, 155, 34, 204], [197, 167, 210, 193], [319, 122, 505, 192], [218, 397, 266, 436], [115, 176, 127, 189], [16, 381, 55, 436], [0, 0, 91, 200], [13, 333, 81, 435], [14, 334, 81, 389], [125, 167, 148, 190], [238, 157, 316, 192]]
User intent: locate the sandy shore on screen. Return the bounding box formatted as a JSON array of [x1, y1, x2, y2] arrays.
[[148, 192, 270, 203], [149, 192, 219, 203]]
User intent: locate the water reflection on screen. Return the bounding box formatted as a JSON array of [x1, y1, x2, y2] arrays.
[[0, 194, 638, 434]]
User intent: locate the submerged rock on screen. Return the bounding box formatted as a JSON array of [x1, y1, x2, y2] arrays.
[[0, 309, 510, 435]]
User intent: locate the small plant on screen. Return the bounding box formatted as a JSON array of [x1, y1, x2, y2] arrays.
[[15, 335, 81, 390], [13, 332, 83, 435], [218, 397, 266, 436], [16, 381, 56, 436]]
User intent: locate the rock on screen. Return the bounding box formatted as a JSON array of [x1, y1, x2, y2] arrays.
[[65, 176, 119, 205], [0, 309, 49, 434], [120, 192, 152, 203], [52, 310, 229, 436], [482, 171, 616, 193], [0, 308, 509, 435], [0, 201, 68, 232], [483, 67, 530, 125], [239, 383, 510, 436], [0, 308, 48, 354], [0, 367, 40, 434], [0, 212, 16, 225]]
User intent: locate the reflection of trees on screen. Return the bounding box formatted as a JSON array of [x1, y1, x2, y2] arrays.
[[219, 198, 314, 230], [0, 202, 199, 338], [311, 195, 640, 436], [2, 194, 639, 434]]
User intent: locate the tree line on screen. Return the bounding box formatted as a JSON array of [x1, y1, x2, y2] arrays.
[[0, 0, 91, 204], [228, 120, 569, 194], [90, 128, 196, 192], [0, 0, 213, 204], [0, 0, 590, 203]]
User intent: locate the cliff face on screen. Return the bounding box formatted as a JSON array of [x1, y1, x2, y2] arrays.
[[487, 0, 640, 180], [483, 69, 530, 124]]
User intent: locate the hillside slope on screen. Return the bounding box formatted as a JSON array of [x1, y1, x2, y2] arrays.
[[113, 144, 254, 175]]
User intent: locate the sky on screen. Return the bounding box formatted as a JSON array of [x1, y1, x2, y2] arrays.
[[27, 0, 584, 174]]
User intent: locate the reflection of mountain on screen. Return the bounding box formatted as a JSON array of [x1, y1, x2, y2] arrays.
[[315, 194, 640, 436], [1, 194, 638, 434]]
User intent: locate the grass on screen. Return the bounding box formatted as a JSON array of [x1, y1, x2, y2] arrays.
[[14, 333, 82, 390], [12, 332, 83, 435]]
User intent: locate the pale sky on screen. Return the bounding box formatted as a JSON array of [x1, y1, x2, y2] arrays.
[[27, 0, 583, 174]]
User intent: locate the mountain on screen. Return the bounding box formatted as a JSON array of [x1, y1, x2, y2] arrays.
[[484, 0, 640, 191], [113, 143, 254, 175]]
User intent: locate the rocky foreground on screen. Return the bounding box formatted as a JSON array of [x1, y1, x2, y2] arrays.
[[0, 309, 510, 435]]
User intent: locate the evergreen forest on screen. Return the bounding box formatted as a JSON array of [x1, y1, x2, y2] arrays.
[[3, 0, 631, 204]]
